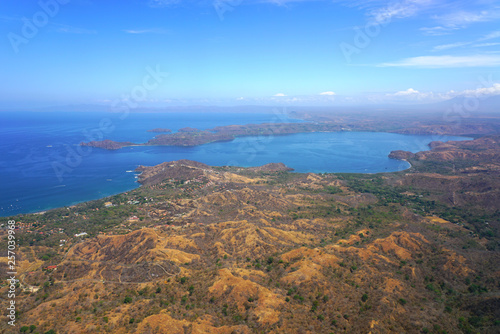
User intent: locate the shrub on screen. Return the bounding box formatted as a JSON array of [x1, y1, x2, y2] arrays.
[[293, 294, 304, 302]]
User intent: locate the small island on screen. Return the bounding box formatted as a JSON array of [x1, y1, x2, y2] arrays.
[[80, 139, 135, 150]]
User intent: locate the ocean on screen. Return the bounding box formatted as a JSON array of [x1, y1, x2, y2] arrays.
[[0, 110, 470, 216]]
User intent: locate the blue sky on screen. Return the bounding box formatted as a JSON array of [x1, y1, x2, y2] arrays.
[[1, 0, 500, 108]]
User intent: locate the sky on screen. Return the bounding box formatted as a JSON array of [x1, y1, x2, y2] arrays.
[[1, 0, 500, 108]]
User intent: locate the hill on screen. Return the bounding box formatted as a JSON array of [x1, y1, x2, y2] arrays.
[[0, 137, 498, 333]]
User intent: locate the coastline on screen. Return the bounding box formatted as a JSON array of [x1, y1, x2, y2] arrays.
[[2, 132, 472, 218], [0, 153, 411, 218]]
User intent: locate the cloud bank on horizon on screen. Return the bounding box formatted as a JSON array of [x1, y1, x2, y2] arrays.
[[0, 0, 499, 108]]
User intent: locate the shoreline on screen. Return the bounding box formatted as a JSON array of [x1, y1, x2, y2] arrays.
[[2, 133, 472, 218], [80, 117, 476, 151], [1, 156, 414, 218]]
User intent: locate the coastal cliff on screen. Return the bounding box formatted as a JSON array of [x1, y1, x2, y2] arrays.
[[388, 150, 415, 160]]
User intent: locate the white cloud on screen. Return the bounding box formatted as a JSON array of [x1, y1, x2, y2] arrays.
[[386, 88, 440, 101], [473, 42, 500, 48], [369, 0, 431, 23], [333, 0, 433, 23], [420, 26, 458, 36], [393, 88, 420, 96], [462, 83, 500, 97], [479, 30, 500, 41], [381, 88, 459, 103], [421, 7, 500, 35], [432, 30, 500, 51], [433, 42, 469, 51], [435, 9, 500, 28], [124, 28, 170, 34], [379, 55, 500, 68], [273, 93, 287, 97], [382, 83, 500, 103], [319, 91, 336, 96], [143, 83, 500, 106]]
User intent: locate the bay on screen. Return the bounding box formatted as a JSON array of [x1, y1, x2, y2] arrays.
[[0, 111, 470, 216]]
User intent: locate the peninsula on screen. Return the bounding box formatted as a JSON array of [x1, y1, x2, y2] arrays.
[[80, 112, 500, 150], [2, 134, 499, 334], [81, 122, 347, 149]]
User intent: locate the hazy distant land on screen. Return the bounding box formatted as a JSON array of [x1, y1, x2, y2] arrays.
[[81, 111, 500, 150]]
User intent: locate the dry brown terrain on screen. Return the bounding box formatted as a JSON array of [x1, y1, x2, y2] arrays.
[[1, 136, 499, 334]]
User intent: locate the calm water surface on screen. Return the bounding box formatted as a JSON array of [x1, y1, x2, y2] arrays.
[[0, 111, 470, 216]]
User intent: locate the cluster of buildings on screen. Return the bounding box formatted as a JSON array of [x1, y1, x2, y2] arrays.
[[0, 221, 65, 237]]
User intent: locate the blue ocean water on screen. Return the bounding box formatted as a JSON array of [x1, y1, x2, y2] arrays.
[[0, 111, 470, 216]]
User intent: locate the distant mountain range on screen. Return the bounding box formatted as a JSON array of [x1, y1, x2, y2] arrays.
[[2, 95, 499, 114]]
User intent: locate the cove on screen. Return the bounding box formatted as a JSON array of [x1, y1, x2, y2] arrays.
[[0, 128, 469, 217]]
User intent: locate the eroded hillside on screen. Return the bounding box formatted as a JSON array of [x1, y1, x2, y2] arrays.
[[1, 138, 499, 334]]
